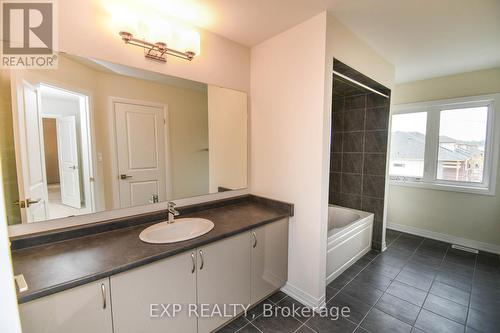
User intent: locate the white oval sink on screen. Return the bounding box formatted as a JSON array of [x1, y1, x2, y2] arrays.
[[139, 218, 214, 244]]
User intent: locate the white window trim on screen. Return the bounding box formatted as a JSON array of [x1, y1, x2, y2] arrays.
[[389, 94, 500, 196]]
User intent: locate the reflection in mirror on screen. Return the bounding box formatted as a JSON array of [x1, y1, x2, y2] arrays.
[[0, 53, 247, 225]]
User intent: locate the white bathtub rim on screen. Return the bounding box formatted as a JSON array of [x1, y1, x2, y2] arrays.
[[328, 205, 374, 239]]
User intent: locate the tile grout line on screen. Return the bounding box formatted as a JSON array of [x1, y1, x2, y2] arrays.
[[410, 244, 452, 332], [464, 251, 478, 330]]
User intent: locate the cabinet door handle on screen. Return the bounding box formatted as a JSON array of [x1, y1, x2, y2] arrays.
[[191, 252, 196, 274], [101, 283, 107, 310], [252, 232, 258, 248], [199, 250, 204, 270]]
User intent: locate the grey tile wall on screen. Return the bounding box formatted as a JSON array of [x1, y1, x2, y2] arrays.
[[329, 90, 390, 250]]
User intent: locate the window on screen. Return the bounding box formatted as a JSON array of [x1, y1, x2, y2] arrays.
[[389, 94, 499, 195]]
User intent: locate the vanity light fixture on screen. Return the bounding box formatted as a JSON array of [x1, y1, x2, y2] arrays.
[[119, 31, 196, 62]]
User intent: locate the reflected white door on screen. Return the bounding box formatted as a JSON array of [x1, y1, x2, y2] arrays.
[[115, 102, 166, 208], [56, 115, 82, 208], [15, 81, 49, 222]]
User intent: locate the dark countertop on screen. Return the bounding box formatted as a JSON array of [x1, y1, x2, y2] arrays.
[[12, 198, 292, 304]]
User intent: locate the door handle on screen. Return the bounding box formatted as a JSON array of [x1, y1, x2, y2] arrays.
[[120, 174, 133, 180], [252, 232, 258, 248], [101, 283, 107, 310], [199, 250, 204, 270], [70, 165, 78, 170], [191, 253, 196, 274], [13, 198, 40, 208]]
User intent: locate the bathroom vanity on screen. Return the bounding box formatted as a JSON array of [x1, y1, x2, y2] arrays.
[[13, 195, 292, 333]]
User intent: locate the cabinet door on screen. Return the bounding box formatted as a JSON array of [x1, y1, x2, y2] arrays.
[[19, 278, 112, 333], [197, 232, 252, 333], [111, 251, 197, 333], [251, 218, 289, 304]]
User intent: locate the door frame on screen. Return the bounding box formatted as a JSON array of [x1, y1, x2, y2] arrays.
[[109, 97, 172, 209], [10, 71, 99, 223], [39, 83, 97, 215]]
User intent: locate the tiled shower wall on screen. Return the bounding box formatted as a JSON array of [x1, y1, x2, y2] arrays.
[[329, 92, 390, 250]]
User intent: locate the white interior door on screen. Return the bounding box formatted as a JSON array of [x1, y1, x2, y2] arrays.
[[56, 115, 82, 209], [15, 81, 49, 222], [115, 102, 166, 208]]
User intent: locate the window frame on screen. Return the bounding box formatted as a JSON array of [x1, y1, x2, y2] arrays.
[[389, 94, 500, 196]]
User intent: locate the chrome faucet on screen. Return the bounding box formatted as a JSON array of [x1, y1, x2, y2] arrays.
[[167, 202, 180, 223]]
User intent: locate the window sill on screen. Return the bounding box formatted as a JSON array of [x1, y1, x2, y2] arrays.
[[389, 180, 495, 196]]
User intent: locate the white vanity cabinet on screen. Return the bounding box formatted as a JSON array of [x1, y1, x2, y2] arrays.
[[251, 218, 289, 303], [19, 278, 113, 333], [197, 232, 252, 333], [18, 219, 289, 333], [110, 251, 198, 333]]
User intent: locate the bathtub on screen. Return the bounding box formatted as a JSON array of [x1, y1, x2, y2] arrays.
[[326, 205, 374, 284]]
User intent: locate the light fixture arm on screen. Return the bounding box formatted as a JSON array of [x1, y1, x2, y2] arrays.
[[119, 31, 196, 62]]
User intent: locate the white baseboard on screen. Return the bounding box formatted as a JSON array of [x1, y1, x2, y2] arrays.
[[281, 282, 326, 311], [387, 221, 500, 255]]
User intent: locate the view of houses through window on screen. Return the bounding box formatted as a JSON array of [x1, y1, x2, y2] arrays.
[[389, 105, 490, 186]]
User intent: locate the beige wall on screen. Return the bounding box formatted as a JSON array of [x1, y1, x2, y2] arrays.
[[250, 11, 395, 307], [42, 119, 60, 185], [0, 72, 21, 225], [388, 68, 500, 248]]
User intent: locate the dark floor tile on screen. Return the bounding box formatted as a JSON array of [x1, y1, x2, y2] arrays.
[[416, 245, 447, 259], [294, 324, 316, 333], [435, 270, 472, 292], [328, 275, 352, 291], [439, 262, 474, 283], [469, 292, 500, 315], [403, 261, 438, 280], [423, 294, 468, 324], [415, 309, 465, 333], [342, 280, 384, 306], [235, 323, 262, 333], [372, 255, 407, 270], [326, 286, 340, 302], [473, 269, 500, 287], [354, 327, 370, 333], [391, 234, 423, 251], [251, 306, 303, 333], [268, 291, 288, 304], [366, 261, 402, 279], [430, 281, 470, 306], [395, 269, 434, 292], [216, 315, 249, 332], [465, 326, 481, 333], [409, 253, 444, 269], [411, 328, 426, 333], [306, 314, 357, 333], [361, 308, 412, 333], [384, 246, 415, 259], [276, 296, 312, 323], [420, 238, 450, 251], [354, 253, 376, 268], [386, 281, 427, 307], [328, 292, 372, 324], [375, 293, 420, 325], [354, 269, 393, 290], [467, 308, 500, 333], [444, 248, 476, 268], [476, 252, 500, 271]]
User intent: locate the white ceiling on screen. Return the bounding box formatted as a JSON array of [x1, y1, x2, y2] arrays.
[[139, 0, 500, 83]]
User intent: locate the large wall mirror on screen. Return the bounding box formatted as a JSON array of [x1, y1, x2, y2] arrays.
[[0, 53, 248, 227]]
